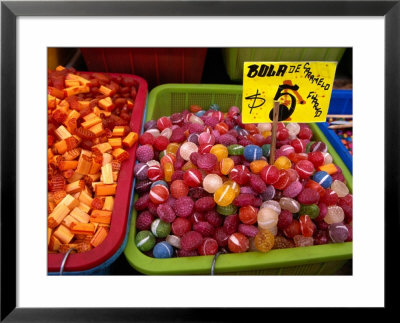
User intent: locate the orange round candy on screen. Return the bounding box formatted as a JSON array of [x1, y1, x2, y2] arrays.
[[254, 229, 275, 253], [250, 160, 268, 174], [215, 122, 229, 135], [244, 124, 258, 134], [238, 205, 258, 224], [190, 104, 203, 113], [161, 153, 176, 167], [163, 162, 174, 182], [166, 142, 179, 156], [220, 157, 234, 175], [228, 232, 249, 253], [182, 161, 197, 171], [170, 180, 189, 199]]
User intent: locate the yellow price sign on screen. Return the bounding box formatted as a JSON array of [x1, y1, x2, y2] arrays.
[[241, 61, 337, 124]]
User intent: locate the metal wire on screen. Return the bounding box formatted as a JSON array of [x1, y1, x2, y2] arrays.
[[210, 248, 226, 275], [59, 248, 76, 275]]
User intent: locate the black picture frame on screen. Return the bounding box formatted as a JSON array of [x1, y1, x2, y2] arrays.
[[1, 0, 397, 320]]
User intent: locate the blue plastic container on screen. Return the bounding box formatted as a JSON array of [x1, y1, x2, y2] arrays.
[[317, 89, 353, 173]]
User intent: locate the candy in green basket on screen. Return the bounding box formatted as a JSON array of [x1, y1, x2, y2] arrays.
[[151, 219, 171, 238], [135, 230, 156, 252]]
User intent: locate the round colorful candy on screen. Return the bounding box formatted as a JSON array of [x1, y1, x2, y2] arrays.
[[170, 180, 189, 199], [149, 184, 169, 204], [136, 145, 154, 163], [134, 162, 149, 180], [210, 144, 229, 161], [295, 160, 315, 179], [150, 180, 168, 189], [328, 223, 349, 243], [227, 144, 244, 156], [153, 241, 174, 258], [229, 165, 251, 185], [157, 116, 172, 131], [220, 157, 235, 175], [151, 218, 171, 238], [243, 145, 263, 162], [171, 217, 192, 237], [299, 204, 320, 219], [324, 205, 345, 224], [179, 142, 198, 161], [198, 238, 219, 256], [257, 207, 279, 230], [180, 231, 203, 251], [183, 169, 203, 187], [135, 230, 156, 252], [299, 214, 314, 237], [202, 174, 223, 193], [228, 232, 249, 253], [279, 197, 301, 213], [166, 234, 181, 249], [147, 164, 163, 181], [312, 171, 333, 189], [260, 165, 279, 184], [254, 229, 275, 252], [238, 205, 258, 225]]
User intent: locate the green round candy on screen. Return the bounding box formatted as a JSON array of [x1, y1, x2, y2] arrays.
[[135, 230, 156, 252], [227, 144, 244, 156], [306, 141, 315, 153], [216, 204, 238, 216], [261, 144, 271, 158], [151, 219, 171, 238], [299, 204, 320, 219]]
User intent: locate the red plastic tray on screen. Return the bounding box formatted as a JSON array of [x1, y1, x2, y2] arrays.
[[80, 48, 207, 90], [48, 72, 148, 272]]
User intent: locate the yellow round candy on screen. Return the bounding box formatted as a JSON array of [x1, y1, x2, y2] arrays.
[[254, 229, 275, 253], [274, 156, 292, 170], [163, 162, 174, 182], [262, 131, 272, 138], [166, 142, 179, 156], [220, 157, 235, 175], [250, 160, 268, 174], [223, 180, 240, 197], [210, 144, 229, 162], [214, 184, 235, 206]]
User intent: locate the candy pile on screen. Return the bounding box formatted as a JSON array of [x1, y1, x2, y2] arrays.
[[327, 117, 353, 155], [48, 66, 138, 254], [133, 104, 353, 258]]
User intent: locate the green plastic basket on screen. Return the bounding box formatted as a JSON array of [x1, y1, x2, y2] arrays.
[[222, 48, 347, 82], [124, 84, 352, 275]]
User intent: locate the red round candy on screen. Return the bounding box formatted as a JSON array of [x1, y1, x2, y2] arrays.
[[181, 231, 203, 251], [273, 169, 290, 190], [183, 169, 203, 187], [223, 215, 240, 235], [277, 127, 289, 141], [260, 165, 280, 184], [149, 185, 169, 204], [139, 132, 155, 145], [134, 193, 150, 211], [174, 196, 195, 217], [283, 219, 301, 238], [193, 221, 215, 237], [290, 138, 306, 153], [147, 165, 163, 181], [153, 135, 169, 151], [215, 122, 229, 134], [299, 214, 314, 237], [314, 230, 329, 245], [305, 180, 325, 197], [171, 217, 192, 237], [157, 116, 172, 131], [189, 211, 206, 224], [195, 196, 216, 212], [295, 160, 314, 179], [136, 211, 154, 231], [308, 151, 325, 168], [198, 143, 213, 154], [249, 174, 267, 193], [228, 232, 249, 253], [229, 165, 251, 185], [298, 127, 313, 140], [277, 209, 293, 229], [320, 189, 338, 206], [205, 210, 224, 227], [157, 203, 176, 223], [170, 180, 189, 199], [297, 188, 320, 205], [198, 238, 219, 256], [177, 249, 198, 257], [213, 227, 230, 247], [238, 205, 258, 225]]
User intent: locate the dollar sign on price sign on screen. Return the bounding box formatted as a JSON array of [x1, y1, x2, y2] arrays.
[[241, 61, 337, 124]]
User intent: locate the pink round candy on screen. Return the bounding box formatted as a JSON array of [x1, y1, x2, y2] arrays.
[[223, 215, 240, 235], [283, 181, 303, 198], [136, 145, 154, 163], [277, 209, 293, 229], [198, 132, 215, 145], [136, 211, 154, 231], [180, 231, 203, 251], [279, 144, 295, 156], [205, 210, 224, 227], [197, 153, 218, 171], [297, 188, 320, 205], [249, 174, 267, 194], [213, 227, 230, 247], [233, 193, 256, 207], [157, 203, 176, 223], [195, 197, 216, 212], [193, 221, 215, 237], [174, 196, 194, 217], [238, 224, 258, 237], [198, 238, 219, 256]]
